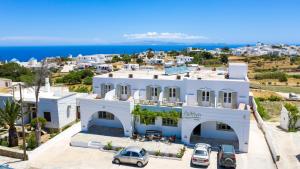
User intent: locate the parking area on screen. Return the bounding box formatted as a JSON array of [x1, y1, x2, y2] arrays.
[[0, 119, 276, 169]]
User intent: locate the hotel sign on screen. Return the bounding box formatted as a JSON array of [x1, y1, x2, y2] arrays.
[[183, 111, 201, 120]]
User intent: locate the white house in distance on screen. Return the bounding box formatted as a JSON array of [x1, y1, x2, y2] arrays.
[[76, 54, 119, 68], [0, 78, 87, 131], [79, 63, 250, 152]]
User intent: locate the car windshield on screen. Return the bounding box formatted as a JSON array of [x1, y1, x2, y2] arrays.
[[140, 148, 147, 156], [195, 150, 207, 156]]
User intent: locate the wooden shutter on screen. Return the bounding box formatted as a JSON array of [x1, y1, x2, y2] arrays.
[[232, 92, 238, 109], [219, 91, 224, 107], [116, 84, 121, 99], [146, 86, 151, 100], [197, 90, 203, 106], [164, 87, 169, 101], [157, 86, 162, 97], [175, 87, 180, 101], [100, 83, 105, 98], [127, 85, 131, 97], [210, 91, 215, 106], [109, 83, 114, 90]]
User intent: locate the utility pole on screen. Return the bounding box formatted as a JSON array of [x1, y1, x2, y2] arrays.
[[16, 83, 27, 160]]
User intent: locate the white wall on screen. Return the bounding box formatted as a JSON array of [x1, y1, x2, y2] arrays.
[[93, 76, 249, 106], [280, 105, 300, 130], [79, 98, 134, 136], [200, 121, 238, 140], [181, 105, 250, 152]]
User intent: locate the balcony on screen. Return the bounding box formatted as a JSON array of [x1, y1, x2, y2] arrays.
[[185, 94, 249, 110]]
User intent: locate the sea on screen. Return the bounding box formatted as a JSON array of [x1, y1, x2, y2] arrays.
[[0, 44, 244, 62]]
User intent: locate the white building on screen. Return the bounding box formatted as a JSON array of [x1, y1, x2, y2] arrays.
[[76, 54, 119, 67], [79, 63, 250, 152], [176, 55, 193, 64], [0, 78, 12, 88], [0, 78, 87, 131]]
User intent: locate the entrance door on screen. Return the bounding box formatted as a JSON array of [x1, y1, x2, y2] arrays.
[[193, 124, 201, 136]]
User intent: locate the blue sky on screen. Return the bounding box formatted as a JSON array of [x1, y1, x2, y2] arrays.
[[0, 0, 299, 46]]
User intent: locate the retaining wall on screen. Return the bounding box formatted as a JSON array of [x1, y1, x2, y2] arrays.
[[250, 96, 280, 162], [0, 146, 27, 159]]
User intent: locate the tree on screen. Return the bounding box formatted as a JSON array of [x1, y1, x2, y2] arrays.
[[136, 58, 144, 65], [32, 60, 49, 146], [122, 54, 131, 64], [0, 100, 21, 147], [0, 63, 34, 82], [220, 54, 229, 64]]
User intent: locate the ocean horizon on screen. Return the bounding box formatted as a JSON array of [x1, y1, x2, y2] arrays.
[[0, 44, 245, 62]]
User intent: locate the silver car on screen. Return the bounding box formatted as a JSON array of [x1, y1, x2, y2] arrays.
[[113, 146, 149, 167], [191, 143, 211, 166]]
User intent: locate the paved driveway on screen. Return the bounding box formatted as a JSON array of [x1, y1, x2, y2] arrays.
[[266, 122, 300, 169], [1, 119, 276, 169]]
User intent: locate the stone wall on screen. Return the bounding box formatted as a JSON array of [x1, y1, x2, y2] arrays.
[[0, 146, 27, 160]]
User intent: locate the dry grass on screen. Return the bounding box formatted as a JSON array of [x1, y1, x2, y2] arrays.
[[251, 89, 281, 98]]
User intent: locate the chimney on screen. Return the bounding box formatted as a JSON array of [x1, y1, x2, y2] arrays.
[[45, 78, 51, 92]]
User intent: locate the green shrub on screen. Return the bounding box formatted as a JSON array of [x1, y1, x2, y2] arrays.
[[27, 133, 37, 150], [154, 150, 161, 156], [268, 95, 282, 101], [254, 98, 270, 120], [284, 103, 300, 132], [176, 147, 186, 158], [254, 71, 287, 82], [104, 141, 113, 150], [83, 77, 93, 85], [30, 117, 47, 129], [0, 139, 8, 147]]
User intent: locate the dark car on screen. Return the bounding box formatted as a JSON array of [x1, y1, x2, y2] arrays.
[[217, 144, 236, 168]]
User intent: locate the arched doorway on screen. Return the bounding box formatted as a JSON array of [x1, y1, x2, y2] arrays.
[[87, 111, 125, 137], [189, 121, 239, 150]]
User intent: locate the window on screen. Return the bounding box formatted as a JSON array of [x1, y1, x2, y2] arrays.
[[131, 152, 140, 157], [98, 111, 114, 120], [216, 122, 233, 131], [202, 91, 210, 102], [44, 112, 51, 122], [169, 88, 176, 98], [140, 116, 155, 125], [151, 87, 158, 97], [66, 105, 71, 118], [162, 118, 178, 127], [121, 151, 131, 156], [223, 92, 232, 103], [104, 84, 112, 93], [121, 85, 128, 95]]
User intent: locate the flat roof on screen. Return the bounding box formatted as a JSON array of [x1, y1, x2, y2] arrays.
[[94, 68, 246, 81]]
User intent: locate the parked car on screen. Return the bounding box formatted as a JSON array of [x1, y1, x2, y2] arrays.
[[217, 144, 236, 168], [113, 146, 149, 167], [191, 143, 211, 166]]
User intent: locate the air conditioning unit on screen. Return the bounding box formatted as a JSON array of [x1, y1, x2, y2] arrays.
[[176, 75, 181, 80], [153, 75, 158, 79], [108, 73, 113, 77], [129, 74, 133, 78]]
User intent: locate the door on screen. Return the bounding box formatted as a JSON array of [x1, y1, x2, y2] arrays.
[[120, 151, 131, 163], [130, 152, 141, 164]]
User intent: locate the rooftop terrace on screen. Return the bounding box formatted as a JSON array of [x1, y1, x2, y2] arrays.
[[94, 67, 247, 81]]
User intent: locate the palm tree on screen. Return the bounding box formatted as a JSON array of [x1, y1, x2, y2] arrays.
[[0, 100, 21, 147]]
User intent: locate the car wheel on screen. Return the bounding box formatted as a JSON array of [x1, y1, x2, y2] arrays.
[[113, 158, 120, 164], [136, 161, 144, 167]]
